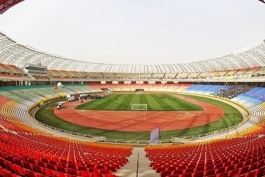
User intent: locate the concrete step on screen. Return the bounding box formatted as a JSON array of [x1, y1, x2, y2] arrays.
[[115, 147, 160, 177]]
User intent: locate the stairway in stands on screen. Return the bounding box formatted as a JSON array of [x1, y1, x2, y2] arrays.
[[116, 147, 160, 177]]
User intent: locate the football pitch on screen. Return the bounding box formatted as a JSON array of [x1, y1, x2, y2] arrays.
[[36, 94, 243, 141], [76, 94, 203, 111]]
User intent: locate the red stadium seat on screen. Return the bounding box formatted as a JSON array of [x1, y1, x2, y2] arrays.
[[0, 157, 6, 168], [171, 169, 183, 175], [33, 164, 43, 174], [56, 172, 68, 177], [25, 169, 43, 177], [239, 166, 249, 175], [180, 173, 193, 177], [46, 164, 57, 171], [6, 160, 16, 173], [1, 169, 12, 177], [204, 169, 215, 176], [256, 166, 265, 176], [105, 175, 117, 177], [160, 170, 172, 177], [245, 170, 258, 177], [14, 165, 26, 176], [216, 172, 228, 177], [215, 167, 225, 174], [229, 169, 239, 177], [23, 161, 33, 170], [57, 166, 67, 173], [43, 167, 57, 176], [193, 171, 204, 177], [68, 168, 79, 176], [80, 170, 92, 177], [100, 169, 112, 175]]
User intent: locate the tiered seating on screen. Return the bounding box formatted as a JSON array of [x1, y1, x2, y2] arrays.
[[0, 63, 30, 80], [182, 84, 227, 95], [88, 83, 193, 93], [60, 70, 73, 78], [0, 129, 131, 177], [0, 94, 132, 177], [145, 135, 265, 177], [47, 70, 61, 78], [1, 83, 265, 177], [232, 102, 265, 136], [0, 90, 35, 107], [47, 70, 88, 80], [232, 87, 265, 108]]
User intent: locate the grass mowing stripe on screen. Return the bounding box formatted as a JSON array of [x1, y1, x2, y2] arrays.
[[163, 94, 203, 111], [139, 94, 151, 110], [150, 94, 176, 111], [103, 94, 123, 110], [97, 94, 122, 110], [159, 94, 184, 110], [131, 94, 140, 105], [129, 94, 141, 110], [78, 99, 103, 109], [76, 94, 120, 110], [147, 94, 164, 110], [115, 94, 134, 110], [162, 94, 189, 110], [127, 94, 136, 110]]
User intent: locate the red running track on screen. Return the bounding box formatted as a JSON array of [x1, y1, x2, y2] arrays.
[[53, 95, 224, 132]]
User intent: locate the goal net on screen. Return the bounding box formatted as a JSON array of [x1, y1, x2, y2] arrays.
[[131, 104, 147, 110]]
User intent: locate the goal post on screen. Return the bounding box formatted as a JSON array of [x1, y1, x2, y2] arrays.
[[131, 104, 147, 110]]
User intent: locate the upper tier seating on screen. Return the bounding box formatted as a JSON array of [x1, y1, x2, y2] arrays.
[[0, 63, 31, 80]]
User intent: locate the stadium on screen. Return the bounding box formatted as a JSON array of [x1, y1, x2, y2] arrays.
[[0, 1, 265, 177]]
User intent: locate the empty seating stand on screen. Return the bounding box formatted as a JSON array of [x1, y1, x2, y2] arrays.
[[0, 127, 132, 177], [145, 135, 265, 177], [0, 93, 132, 177], [2, 84, 265, 177]]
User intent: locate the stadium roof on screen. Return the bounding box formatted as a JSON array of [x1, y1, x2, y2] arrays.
[[1, 31, 265, 73], [0, 1, 265, 73]]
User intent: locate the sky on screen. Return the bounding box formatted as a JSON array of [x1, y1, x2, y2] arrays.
[[0, 0, 265, 65]]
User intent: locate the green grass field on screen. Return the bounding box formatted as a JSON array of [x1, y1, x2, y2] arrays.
[[35, 94, 243, 142], [76, 94, 203, 111]]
